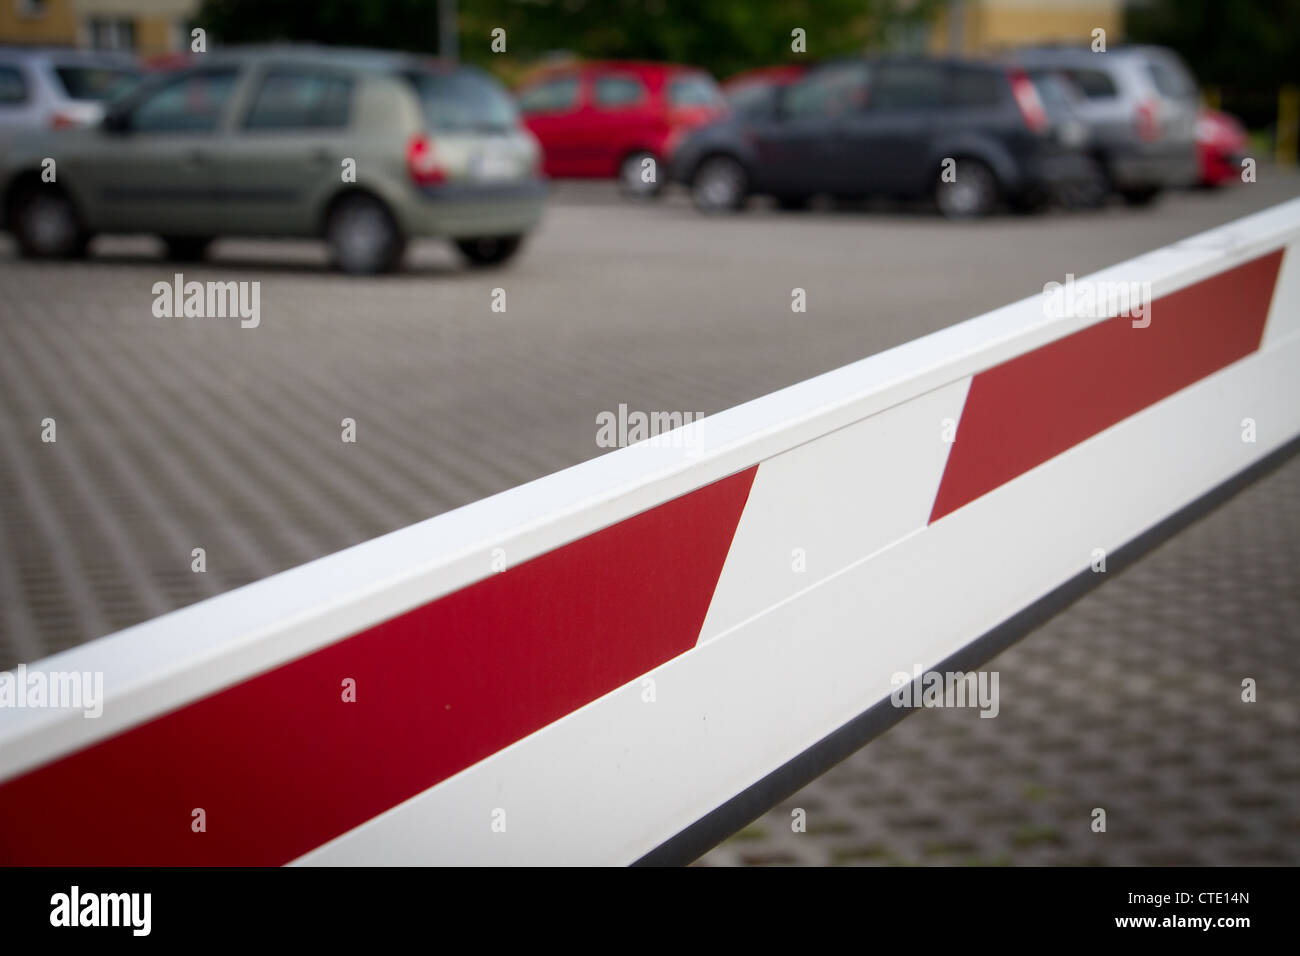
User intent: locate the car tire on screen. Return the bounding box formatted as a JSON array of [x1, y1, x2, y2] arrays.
[[454, 235, 524, 268], [1120, 186, 1162, 207], [691, 155, 748, 213], [326, 193, 406, 275], [12, 187, 89, 259], [935, 158, 999, 219], [1059, 156, 1110, 210], [619, 151, 664, 199], [162, 236, 214, 262]]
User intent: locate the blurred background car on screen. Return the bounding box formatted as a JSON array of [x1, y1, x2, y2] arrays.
[[721, 64, 807, 119], [1011, 45, 1199, 206], [671, 56, 1099, 218], [1018, 66, 1110, 208], [0, 45, 544, 273], [516, 60, 726, 197], [140, 52, 197, 74], [1196, 107, 1249, 187], [0, 47, 140, 135]]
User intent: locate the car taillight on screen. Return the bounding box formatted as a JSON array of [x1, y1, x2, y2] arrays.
[[1008, 70, 1049, 133], [406, 134, 446, 185], [1134, 99, 1161, 141], [50, 112, 78, 129]]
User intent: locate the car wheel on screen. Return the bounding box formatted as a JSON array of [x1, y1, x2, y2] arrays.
[[12, 187, 89, 258], [1120, 186, 1162, 207], [162, 236, 214, 262], [619, 151, 664, 199], [1059, 156, 1110, 210], [454, 235, 524, 268], [691, 155, 748, 213], [935, 158, 999, 219], [326, 193, 405, 275]]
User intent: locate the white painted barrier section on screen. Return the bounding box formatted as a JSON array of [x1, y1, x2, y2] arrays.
[[2, 198, 1298, 866]]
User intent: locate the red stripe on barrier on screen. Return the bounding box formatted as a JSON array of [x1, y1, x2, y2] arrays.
[[929, 249, 1284, 523], [0, 466, 757, 865]]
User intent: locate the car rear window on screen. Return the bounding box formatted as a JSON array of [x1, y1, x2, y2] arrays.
[[53, 65, 139, 101], [667, 74, 723, 108], [593, 74, 647, 107], [406, 68, 518, 133], [1064, 68, 1117, 99], [0, 65, 27, 105]]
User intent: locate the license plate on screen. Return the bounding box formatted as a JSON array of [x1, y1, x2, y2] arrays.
[[472, 146, 519, 181]]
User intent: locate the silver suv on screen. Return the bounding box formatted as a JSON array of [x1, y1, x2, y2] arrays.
[[1011, 45, 1199, 205], [1, 46, 545, 273]]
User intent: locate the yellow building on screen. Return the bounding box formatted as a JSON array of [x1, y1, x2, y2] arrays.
[[930, 0, 1124, 54], [0, 0, 199, 55]]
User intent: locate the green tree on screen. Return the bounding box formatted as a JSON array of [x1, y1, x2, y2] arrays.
[[1125, 0, 1300, 126], [198, 0, 942, 80], [198, 0, 446, 51]]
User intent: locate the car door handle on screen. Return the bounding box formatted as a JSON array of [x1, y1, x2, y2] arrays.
[[308, 149, 331, 165], [184, 149, 211, 165]]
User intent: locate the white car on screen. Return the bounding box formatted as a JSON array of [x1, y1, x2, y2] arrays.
[[0, 48, 140, 136]]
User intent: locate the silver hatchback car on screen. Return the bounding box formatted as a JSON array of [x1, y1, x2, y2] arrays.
[[1012, 45, 1199, 205], [1, 45, 546, 273], [0, 48, 140, 137]]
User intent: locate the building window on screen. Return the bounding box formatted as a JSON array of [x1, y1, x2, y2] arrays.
[[87, 17, 137, 52], [17, 0, 50, 19]]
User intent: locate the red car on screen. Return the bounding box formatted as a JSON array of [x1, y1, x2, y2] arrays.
[[516, 61, 726, 196], [1196, 108, 1249, 186]]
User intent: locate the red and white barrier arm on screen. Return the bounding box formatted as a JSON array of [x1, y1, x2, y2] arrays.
[[2, 199, 1299, 866]]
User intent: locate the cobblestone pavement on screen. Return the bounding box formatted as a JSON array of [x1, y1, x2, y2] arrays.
[[1, 176, 1297, 864]]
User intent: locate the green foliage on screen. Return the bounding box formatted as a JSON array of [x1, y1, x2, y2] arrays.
[[198, 0, 446, 53], [459, 0, 937, 77], [1126, 0, 1299, 90], [1126, 0, 1300, 126], [197, 0, 942, 80]]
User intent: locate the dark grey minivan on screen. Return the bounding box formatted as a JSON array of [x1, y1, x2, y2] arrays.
[[671, 55, 1098, 217]]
